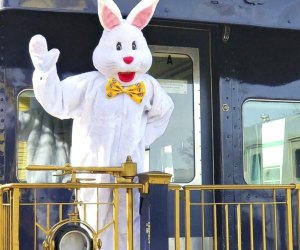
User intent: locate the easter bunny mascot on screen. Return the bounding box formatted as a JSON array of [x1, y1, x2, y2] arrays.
[[29, 0, 173, 249]]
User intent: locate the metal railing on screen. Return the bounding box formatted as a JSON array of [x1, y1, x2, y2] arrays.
[[169, 184, 297, 250], [1, 162, 300, 250], [0, 156, 144, 250], [0, 182, 143, 250]]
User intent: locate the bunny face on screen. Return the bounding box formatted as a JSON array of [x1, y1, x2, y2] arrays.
[[93, 22, 152, 85], [93, 0, 159, 85]]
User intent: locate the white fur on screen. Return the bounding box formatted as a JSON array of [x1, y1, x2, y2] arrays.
[[93, 22, 152, 85], [29, 0, 173, 249]]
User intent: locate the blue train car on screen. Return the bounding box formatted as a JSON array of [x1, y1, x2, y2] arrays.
[[1, 0, 300, 249]]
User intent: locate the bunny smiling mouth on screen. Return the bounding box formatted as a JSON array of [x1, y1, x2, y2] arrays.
[[118, 72, 136, 83]]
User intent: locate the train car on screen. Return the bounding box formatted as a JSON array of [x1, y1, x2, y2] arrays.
[[1, 0, 300, 249]]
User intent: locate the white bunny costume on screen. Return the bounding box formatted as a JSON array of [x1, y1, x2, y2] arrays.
[[29, 0, 173, 249]]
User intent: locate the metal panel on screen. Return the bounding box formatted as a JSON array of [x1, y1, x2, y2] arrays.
[[3, 0, 300, 30]]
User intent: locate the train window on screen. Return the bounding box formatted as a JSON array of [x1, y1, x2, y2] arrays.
[[147, 46, 201, 184], [17, 90, 72, 182], [243, 100, 300, 184]]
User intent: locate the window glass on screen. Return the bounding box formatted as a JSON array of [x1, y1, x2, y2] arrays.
[[243, 100, 300, 184], [148, 48, 200, 183], [17, 91, 72, 182]]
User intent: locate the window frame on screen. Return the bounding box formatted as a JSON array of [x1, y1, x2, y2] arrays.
[[149, 45, 201, 185], [242, 98, 300, 184]]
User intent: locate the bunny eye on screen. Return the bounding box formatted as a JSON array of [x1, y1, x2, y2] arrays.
[[132, 41, 137, 50], [116, 42, 122, 51]]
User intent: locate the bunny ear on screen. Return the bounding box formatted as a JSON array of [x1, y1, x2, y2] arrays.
[[98, 0, 123, 31], [126, 0, 159, 30]]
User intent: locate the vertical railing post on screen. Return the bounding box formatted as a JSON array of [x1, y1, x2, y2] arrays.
[[286, 188, 293, 250], [12, 188, 20, 250], [0, 187, 3, 250], [138, 172, 172, 250]]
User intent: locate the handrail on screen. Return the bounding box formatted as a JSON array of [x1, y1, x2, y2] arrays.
[[26, 155, 137, 183], [0, 182, 143, 192], [169, 183, 297, 250], [183, 184, 296, 190]]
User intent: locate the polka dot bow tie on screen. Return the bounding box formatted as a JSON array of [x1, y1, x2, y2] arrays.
[[106, 78, 146, 104]]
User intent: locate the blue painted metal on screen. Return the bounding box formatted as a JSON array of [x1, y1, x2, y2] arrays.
[[140, 183, 169, 250], [3, 0, 300, 30], [1, 1, 300, 249]]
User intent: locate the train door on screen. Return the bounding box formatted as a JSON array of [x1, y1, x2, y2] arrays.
[[144, 25, 214, 249]]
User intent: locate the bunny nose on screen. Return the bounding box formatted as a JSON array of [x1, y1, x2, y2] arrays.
[[123, 56, 134, 64]]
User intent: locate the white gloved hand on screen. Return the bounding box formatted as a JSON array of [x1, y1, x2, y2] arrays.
[[29, 34, 60, 72]]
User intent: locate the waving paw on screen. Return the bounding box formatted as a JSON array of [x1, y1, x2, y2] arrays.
[[29, 34, 60, 72]]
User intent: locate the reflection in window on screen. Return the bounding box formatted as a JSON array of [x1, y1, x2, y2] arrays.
[[18, 91, 72, 182], [243, 100, 300, 184], [18, 0, 91, 10], [148, 52, 198, 183], [296, 149, 300, 179]]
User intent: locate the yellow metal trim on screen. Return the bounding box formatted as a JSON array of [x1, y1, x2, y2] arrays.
[[175, 189, 180, 250], [298, 190, 300, 250], [5, 204, 9, 250], [12, 188, 20, 250], [113, 188, 119, 250], [201, 191, 205, 250], [262, 204, 266, 250], [286, 189, 293, 250], [36, 223, 48, 235], [83, 203, 87, 221], [185, 189, 191, 250], [127, 188, 133, 250], [47, 204, 50, 231], [237, 204, 241, 250], [0, 183, 143, 190], [59, 204, 63, 222], [0, 188, 3, 250], [213, 204, 217, 250], [9, 190, 12, 250], [96, 221, 114, 235], [190, 201, 286, 206], [273, 189, 278, 250], [34, 189, 37, 250], [26, 155, 137, 183], [138, 172, 172, 193], [184, 184, 295, 190], [225, 204, 229, 250]]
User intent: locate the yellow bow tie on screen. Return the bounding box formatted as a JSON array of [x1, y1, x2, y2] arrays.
[[106, 78, 146, 104]]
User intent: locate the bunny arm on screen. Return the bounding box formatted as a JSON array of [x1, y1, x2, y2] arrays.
[[32, 63, 100, 119], [145, 76, 174, 148]]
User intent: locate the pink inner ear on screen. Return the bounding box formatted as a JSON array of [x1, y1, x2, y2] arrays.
[[131, 6, 153, 29], [102, 6, 121, 30]]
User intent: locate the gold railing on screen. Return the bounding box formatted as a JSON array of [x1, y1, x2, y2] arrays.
[[169, 184, 297, 250], [0, 157, 144, 250], [2, 164, 300, 250], [0, 188, 11, 250]]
